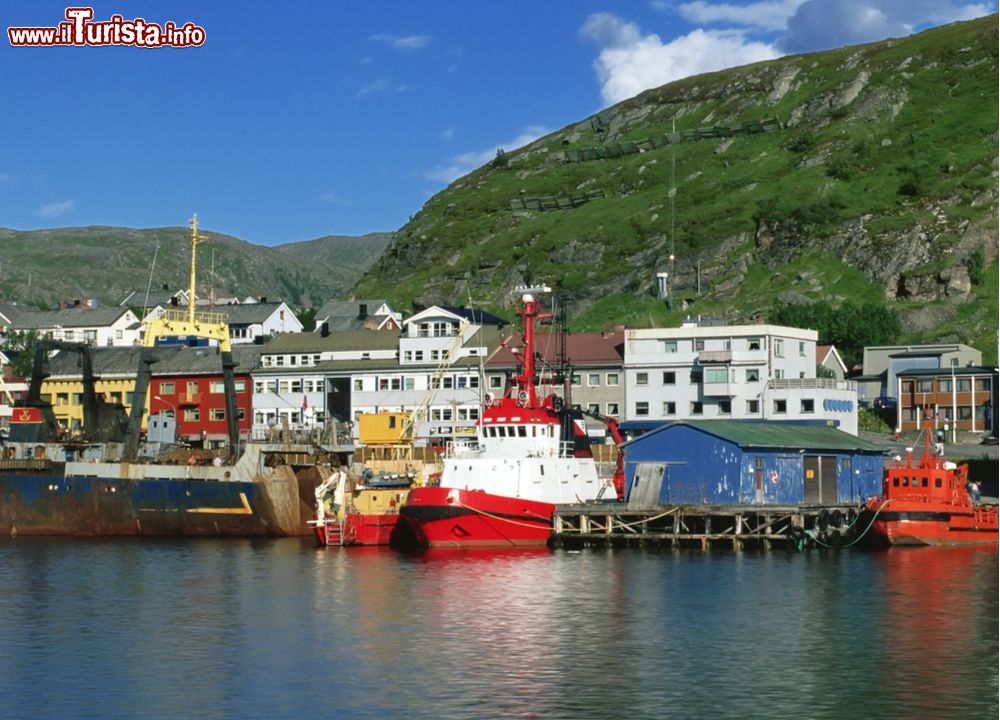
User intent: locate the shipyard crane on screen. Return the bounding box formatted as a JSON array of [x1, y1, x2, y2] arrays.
[[124, 215, 240, 462]]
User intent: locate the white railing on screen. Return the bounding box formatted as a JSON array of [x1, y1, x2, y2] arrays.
[[768, 378, 857, 391]]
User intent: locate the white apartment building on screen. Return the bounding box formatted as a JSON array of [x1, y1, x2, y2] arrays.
[[250, 305, 506, 441], [623, 321, 859, 435]]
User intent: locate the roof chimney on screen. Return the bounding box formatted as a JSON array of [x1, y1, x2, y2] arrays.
[[321, 322, 330, 337], [358, 303, 368, 319]]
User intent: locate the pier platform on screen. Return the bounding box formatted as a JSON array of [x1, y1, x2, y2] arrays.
[[551, 502, 864, 550]]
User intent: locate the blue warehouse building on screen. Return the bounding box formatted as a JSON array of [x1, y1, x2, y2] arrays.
[[622, 420, 886, 506]]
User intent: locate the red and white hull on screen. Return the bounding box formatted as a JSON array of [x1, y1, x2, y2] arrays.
[[397, 486, 554, 548]]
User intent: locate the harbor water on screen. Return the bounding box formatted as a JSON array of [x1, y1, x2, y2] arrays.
[[0, 539, 996, 720]]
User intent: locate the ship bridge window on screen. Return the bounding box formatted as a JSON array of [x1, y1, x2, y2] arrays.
[[935, 478, 942, 488], [518, 426, 527, 437], [921, 478, 928, 488], [893, 478, 899, 487]]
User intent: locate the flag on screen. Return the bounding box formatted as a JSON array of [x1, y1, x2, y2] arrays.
[[302, 395, 309, 414]]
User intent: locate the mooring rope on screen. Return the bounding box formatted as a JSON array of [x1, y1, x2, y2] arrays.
[[810, 500, 890, 549]]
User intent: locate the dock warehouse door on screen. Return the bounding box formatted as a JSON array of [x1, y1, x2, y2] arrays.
[[803, 456, 838, 504], [627, 463, 666, 511]]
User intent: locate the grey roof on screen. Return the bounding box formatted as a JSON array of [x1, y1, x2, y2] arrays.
[[263, 328, 401, 354], [627, 419, 885, 453], [0, 304, 26, 323], [437, 305, 509, 327], [315, 299, 393, 332], [121, 289, 184, 309], [896, 366, 996, 377], [10, 306, 132, 329], [45, 344, 263, 378], [216, 302, 291, 326]]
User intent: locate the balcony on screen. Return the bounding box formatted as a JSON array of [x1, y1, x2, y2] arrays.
[[179, 392, 201, 405], [702, 381, 733, 397], [698, 350, 732, 364]]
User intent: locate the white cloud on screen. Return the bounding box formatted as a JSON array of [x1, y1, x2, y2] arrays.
[[371, 34, 431, 50], [357, 79, 388, 97], [37, 200, 75, 218], [425, 126, 549, 184], [441, 128, 455, 141], [777, 0, 995, 52], [582, 13, 779, 106], [320, 192, 351, 205], [678, 0, 807, 31]]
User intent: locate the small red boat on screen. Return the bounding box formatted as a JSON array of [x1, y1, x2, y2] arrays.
[[863, 420, 998, 546], [396, 286, 623, 550], [310, 470, 412, 547]]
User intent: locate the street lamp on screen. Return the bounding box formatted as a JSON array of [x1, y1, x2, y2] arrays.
[[153, 395, 177, 418]]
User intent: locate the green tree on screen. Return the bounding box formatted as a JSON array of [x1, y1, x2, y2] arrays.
[[295, 307, 318, 332], [3, 329, 41, 378]]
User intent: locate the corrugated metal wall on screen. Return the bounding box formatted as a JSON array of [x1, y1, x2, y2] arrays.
[[625, 424, 885, 505]]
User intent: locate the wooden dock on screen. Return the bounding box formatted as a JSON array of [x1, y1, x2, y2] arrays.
[[551, 502, 863, 550]]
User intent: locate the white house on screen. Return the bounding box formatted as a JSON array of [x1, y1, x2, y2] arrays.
[[219, 301, 302, 344], [623, 321, 859, 435], [8, 306, 141, 347], [250, 306, 507, 441]]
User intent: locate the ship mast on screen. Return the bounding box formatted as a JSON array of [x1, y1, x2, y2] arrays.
[[512, 286, 552, 409], [187, 214, 205, 324]]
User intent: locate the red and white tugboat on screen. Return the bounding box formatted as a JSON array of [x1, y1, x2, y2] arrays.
[[396, 286, 620, 549], [863, 418, 998, 546]]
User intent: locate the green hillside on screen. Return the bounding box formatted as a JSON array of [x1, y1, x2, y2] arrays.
[[0, 226, 392, 310], [355, 16, 999, 363]]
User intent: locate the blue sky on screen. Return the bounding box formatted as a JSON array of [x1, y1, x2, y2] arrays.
[[1, 1, 993, 246]]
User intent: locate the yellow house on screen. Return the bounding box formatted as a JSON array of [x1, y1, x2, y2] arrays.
[[40, 376, 148, 431]]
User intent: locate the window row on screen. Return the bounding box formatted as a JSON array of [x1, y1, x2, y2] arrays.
[[903, 378, 990, 394], [159, 380, 247, 395], [634, 368, 761, 386], [261, 354, 323, 368]]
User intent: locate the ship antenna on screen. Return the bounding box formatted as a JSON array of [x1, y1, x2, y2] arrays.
[[140, 243, 160, 322]]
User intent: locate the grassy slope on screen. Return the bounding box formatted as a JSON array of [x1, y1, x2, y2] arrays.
[[0, 226, 392, 310], [355, 16, 999, 362]]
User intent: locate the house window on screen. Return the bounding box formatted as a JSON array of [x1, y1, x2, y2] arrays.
[[210, 408, 225, 421], [635, 401, 649, 417], [606, 373, 619, 386], [662, 371, 675, 385], [184, 408, 200, 422], [588, 403, 600, 415], [773, 399, 787, 414], [404, 377, 415, 391], [186, 381, 199, 394], [663, 401, 676, 416], [636, 372, 648, 386], [719, 401, 731, 414], [689, 371, 702, 383], [975, 379, 990, 391], [957, 379, 971, 392], [414, 351, 424, 362], [745, 369, 759, 382], [235, 381, 246, 393], [588, 373, 601, 387], [958, 406, 972, 420], [694, 339, 704, 351], [691, 401, 703, 415], [748, 337, 761, 351], [159, 382, 175, 395], [774, 369, 785, 380], [774, 339, 784, 358], [237, 408, 246, 421], [801, 399, 814, 413], [210, 381, 225, 394], [404, 351, 412, 362], [918, 380, 933, 392], [275, 356, 284, 367], [353, 379, 363, 391], [489, 376, 503, 389], [254, 381, 265, 394], [606, 403, 619, 416], [799, 342, 806, 357], [290, 380, 303, 393], [705, 368, 728, 384], [662, 340, 678, 353], [571, 373, 581, 386], [289, 356, 297, 366], [747, 400, 759, 414]]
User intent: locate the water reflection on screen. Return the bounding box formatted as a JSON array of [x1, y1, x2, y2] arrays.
[[0, 540, 996, 720]]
